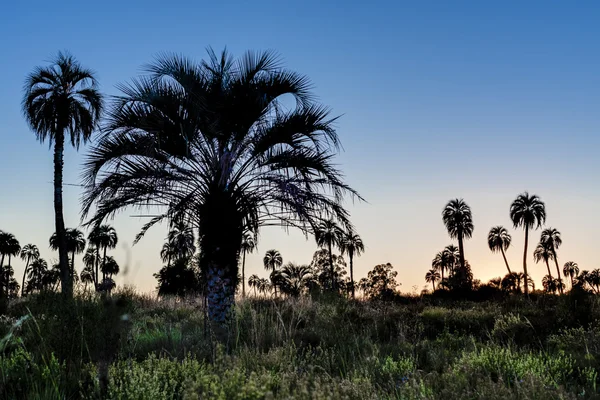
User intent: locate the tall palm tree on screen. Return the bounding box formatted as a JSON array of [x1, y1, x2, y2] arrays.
[[487, 226, 512, 274], [263, 249, 283, 296], [23, 52, 103, 297], [509, 192, 546, 296], [425, 268, 441, 291], [563, 261, 579, 288], [19, 244, 39, 296], [80, 49, 360, 327], [82, 247, 99, 285], [432, 251, 444, 281], [50, 228, 86, 273], [533, 240, 554, 278], [167, 221, 196, 260], [240, 232, 256, 297], [248, 274, 260, 297], [80, 265, 94, 292], [101, 256, 120, 280], [0, 234, 21, 297], [27, 258, 48, 293], [90, 225, 118, 282], [338, 230, 364, 298], [442, 199, 474, 278], [540, 228, 564, 294], [160, 242, 176, 268], [315, 219, 343, 291], [0, 231, 11, 272], [443, 245, 460, 276]]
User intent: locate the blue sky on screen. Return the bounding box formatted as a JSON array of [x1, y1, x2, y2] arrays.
[[1, 1, 599, 292]]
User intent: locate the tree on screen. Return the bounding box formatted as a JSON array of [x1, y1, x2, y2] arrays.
[[309, 249, 347, 293], [82, 247, 99, 285], [81, 49, 360, 328], [43, 263, 61, 291], [361, 263, 399, 300], [425, 268, 440, 291], [166, 221, 196, 260], [154, 257, 198, 298], [50, 228, 86, 274], [487, 226, 512, 274], [338, 230, 364, 298], [263, 249, 283, 296], [248, 274, 261, 297], [90, 225, 118, 282], [540, 228, 564, 294], [443, 245, 460, 276], [432, 252, 444, 281], [80, 265, 95, 291], [509, 192, 546, 296], [442, 199, 474, 283], [279, 263, 313, 297], [240, 232, 256, 297], [101, 256, 120, 280], [19, 244, 39, 296], [26, 258, 48, 293], [315, 219, 343, 292], [23, 52, 103, 296], [0, 232, 21, 298], [563, 261, 579, 288], [533, 240, 554, 279]]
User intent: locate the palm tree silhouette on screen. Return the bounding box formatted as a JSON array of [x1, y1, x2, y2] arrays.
[[23, 52, 103, 297], [338, 230, 364, 298], [80, 265, 94, 292], [27, 258, 48, 293], [540, 228, 564, 294], [425, 269, 441, 291], [167, 221, 196, 260], [248, 274, 260, 297], [50, 228, 86, 276], [315, 219, 343, 291], [510, 192, 546, 296], [81, 49, 360, 326], [442, 199, 474, 281], [432, 251, 444, 281], [279, 263, 313, 297], [443, 245, 460, 276], [487, 226, 512, 274], [19, 244, 39, 296], [82, 247, 99, 286], [563, 261, 579, 289], [0, 233, 21, 298], [88, 225, 118, 282], [240, 232, 256, 297], [533, 240, 554, 279], [263, 249, 283, 296]]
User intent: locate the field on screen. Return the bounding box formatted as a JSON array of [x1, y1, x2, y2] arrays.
[[1, 290, 600, 399]]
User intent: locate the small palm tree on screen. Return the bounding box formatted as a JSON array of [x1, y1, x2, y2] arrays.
[[431, 251, 444, 281], [338, 230, 365, 298], [540, 228, 564, 294], [80, 265, 95, 292], [563, 261, 579, 288], [248, 274, 260, 297], [263, 249, 283, 296], [425, 268, 441, 291], [487, 226, 512, 274], [442, 199, 474, 278], [0, 233, 21, 298], [510, 192, 546, 296], [19, 244, 40, 296], [50, 228, 86, 273], [101, 256, 120, 280], [27, 258, 48, 293], [443, 245, 460, 276], [533, 240, 554, 278], [279, 263, 313, 297], [240, 232, 256, 297], [542, 274, 557, 294], [23, 52, 103, 296], [91, 225, 118, 282], [315, 219, 343, 291]]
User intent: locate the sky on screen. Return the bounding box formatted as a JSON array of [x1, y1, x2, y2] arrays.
[[1, 1, 599, 294]]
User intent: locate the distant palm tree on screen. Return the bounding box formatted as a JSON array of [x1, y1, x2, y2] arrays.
[[240, 232, 256, 297], [23, 52, 103, 296], [263, 249, 283, 296], [101, 256, 120, 280], [510, 192, 546, 296], [542, 274, 557, 294], [279, 263, 313, 297], [258, 278, 272, 297], [0, 233, 21, 297], [563, 261, 579, 288], [338, 230, 365, 298], [533, 240, 554, 278], [50, 228, 86, 273], [540, 228, 564, 294], [167, 221, 196, 260], [82, 247, 99, 285], [90, 225, 118, 282], [432, 251, 444, 281], [27, 258, 48, 293], [443, 245, 460, 276], [248, 274, 261, 297], [425, 268, 441, 291], [315, 219, 343, 291], [19, 244, 39, 296], [442, 199, 474, 278], [80, 265, 94, 292], [487, 226, 512, 274]]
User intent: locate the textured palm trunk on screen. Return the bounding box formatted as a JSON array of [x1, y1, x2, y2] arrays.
[[53, 136, 72, 297], [21, 256, 31, 297], [523, 227, 530, 296], [552, 249, 563, 294], [241, 251, 246, 298], [500, 248, 511, 274], [349, 250, 355, 299], [328, 240, 335, 291]]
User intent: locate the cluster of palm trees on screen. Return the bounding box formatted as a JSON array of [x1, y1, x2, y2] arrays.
[[425, 193, 593, 296], [0, 225, 120, 298]]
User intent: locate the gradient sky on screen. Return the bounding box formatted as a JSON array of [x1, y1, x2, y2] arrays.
[[1, 1, 599, 294]]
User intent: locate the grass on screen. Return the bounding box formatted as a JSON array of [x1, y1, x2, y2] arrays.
[[1, 290, 600, 399]]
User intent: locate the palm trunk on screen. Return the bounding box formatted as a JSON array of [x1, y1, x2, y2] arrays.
[[328, 240, 335, 291], [95, 246, 100, 288], [349, 250, 355, 299], [242, 251, 246, 298], [21, 256, 31, 297], [545, 260, 553, 278], [432, 281, 435, 291], [7, 255, 12, 297], [523, 227, 530, 296], [552, 249, 563, 294], [500, 248, 511, 274], [457, 232, 467, 288], [53, 136, 71, 297], [570, 275, 574, 288], [441, 268, 445, 281], [102, 246, 108, 282]]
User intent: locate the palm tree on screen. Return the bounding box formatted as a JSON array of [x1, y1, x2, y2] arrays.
[[80, 265, 95, 292], [315, 219, 343, 291], [27, 258, 48, 293], [92, 225, 118, 282], [263, 249, 283, 296], [563, 261, 579, 288], [19, 244, 40, 296], [542, 274, 557, 294], [50, 228, 86, 274], [279, 263, 313, 297], [23, 52, 103, 296], [167, 221, 196, 260], [101, 256, 120, 280], [540, 228, 564, 294], [0, 233, 21, 298], [425, 268, 441, 291], [442, 199, 474, 279], [432, 252, 444, 281], [80, 49, 360, 327], [443, 245, 460, 276], [487, 226, 512, 274], [509, 192, 546, 296], [82, 247, 99, 285], [338, 230, 364, 298], [240, 232, 256, 297], [533, 240, 554, 278], [248, 274, 261, 297]]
